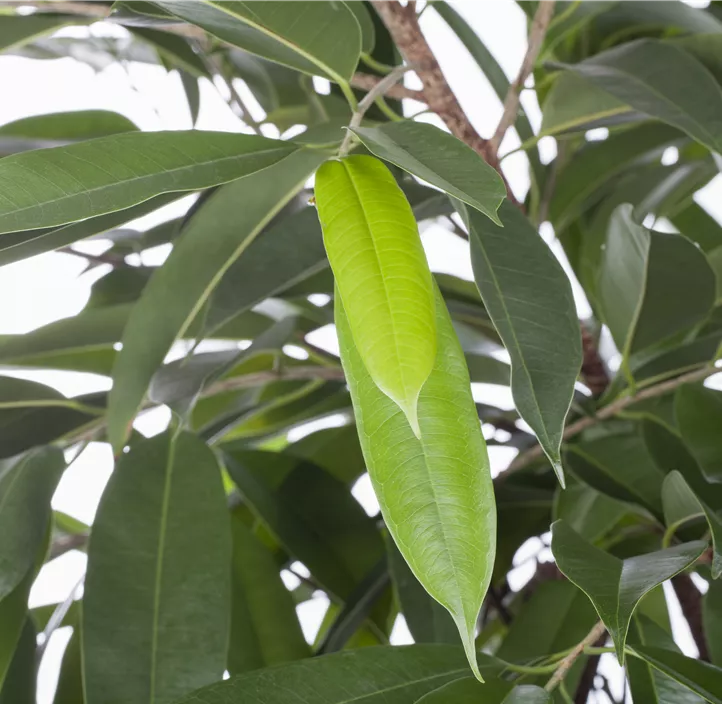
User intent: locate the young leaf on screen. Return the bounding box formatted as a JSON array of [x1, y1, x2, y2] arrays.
[[0, 131, 296, 234], [316, 155, 436, 436], [108, 149, 323, 452], [551, 519, 706, 662], [676, 384, 722, 483], [83, 431, 231, 704], [416, 678, 551, 704], [462, 200, 582, 486], [336, 284, 495, 681], [351, 122, 505, 225]]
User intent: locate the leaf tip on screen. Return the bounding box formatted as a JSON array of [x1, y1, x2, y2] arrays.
[[552, 460, 566, 489]]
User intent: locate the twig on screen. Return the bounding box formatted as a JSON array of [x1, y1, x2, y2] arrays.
[[574, 629, 608, 703], [339, 63, 415, 157], [351, 72, 424, 102], [490, 1, 556, 155], [59, 246, 125, 267], [545, 621, 607, 693], [49, 532, 88, 560], [503, 364, 719, 476]]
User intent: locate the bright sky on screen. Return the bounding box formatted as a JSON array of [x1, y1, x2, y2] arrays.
[[2, 3, 719, 702]]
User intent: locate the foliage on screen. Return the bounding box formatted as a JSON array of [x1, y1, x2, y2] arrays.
[[0, 1, 722, 703]]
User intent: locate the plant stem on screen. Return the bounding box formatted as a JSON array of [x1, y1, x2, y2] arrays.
[[545, 621, 607, 693]]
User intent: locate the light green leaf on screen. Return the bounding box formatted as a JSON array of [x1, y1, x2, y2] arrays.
[[336, 284, 495, 681], [351, 122, 505, 225], [561, 39, 722, 152], [462, 200, 582, 486], [0, 447, 64, 600], [316, 155, 436, 436], [551, 519, 706, 663], [417, 679, 551, 703], [152, 1, 362, 83], [171, 645, 476, 704], [0, 109, 138, 142], [598, 204, 716, 379], [0, 14, 81, 53], [629, 645, 722, 704], [704, 580, 722, 666], [676, 384, 722, 484], [83, 431, 231, 704], [108, 148, 323, 452], [662, 471, 722, 579], [228, 511, 310, 674], [0, 131, 296, 235]]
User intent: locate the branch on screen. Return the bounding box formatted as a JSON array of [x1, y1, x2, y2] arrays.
[[489, 1, 556, 155], [351, 72, 424, 102], [545, 621, 607, 693], [203, 365, 345, 396], [503, 365, 719, 476], [573, 629, 608, 703]]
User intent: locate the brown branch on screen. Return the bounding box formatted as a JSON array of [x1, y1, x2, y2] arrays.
[[490, 1, 556, 155], [580, 323, 610, 397], [574, 630, 608, 703], [545, 621, 607, 693], [672, 573, 710, 662], [503, 365, 719, 476], [350, 72, 424, 102]]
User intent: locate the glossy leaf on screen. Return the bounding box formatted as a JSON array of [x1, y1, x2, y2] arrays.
[[337, 284, 495, 680], [553, 480, 629, 543], [153, 1, 362, 83], [351, 121, 505, 225], [316, 155, 436, 436], [416, 678, 551, 703], [0, 131, 296, 235], [676, 384, 722, 483], [463, 200, 582, 485], [83, 431, 231, 704], [228, 511, 310, 674], [551, 519, 705, 662], [108, 148, 323, 451]]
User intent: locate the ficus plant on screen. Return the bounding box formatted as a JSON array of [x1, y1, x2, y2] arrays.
[[1, 1, 722, 703]]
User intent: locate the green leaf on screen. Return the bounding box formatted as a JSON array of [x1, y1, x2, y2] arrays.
[[152, 1, 362, 83], [83, 431, 231, 704], [171, 645, 475, 704], [336, 283, 495, 681], [0, 14, 81, 53], [676, 384, 722, 484], [0, 574, 34, 692], [560, 39, 722, 152], [108, 148, 323, 451], [130, 26, 208, 77], [551, 519, 706, 662], [662, 471, 722, 579], [629, 645, 722, 704], [0, 109, 138, 142], [0, 447, 64, 600], [228, 510, 310, 674], [351, 122, 505, 225], [347, 1, 374, 55], [316, 156, 436, 436], [417, 679, 551, 704], [598, 204, 716, 379], [53, 627, 83, 704], [704, 579, 722, 666], [0, 131, 296, 235], [0, 619, 35, 704], [463, 200, 582, 486]]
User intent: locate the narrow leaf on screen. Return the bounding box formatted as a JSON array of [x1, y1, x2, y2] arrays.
[[316, 155, 436, 436], [336, 284, 495, 681], [676, 384, 722, 483], [83, 431, 231, 704], [463, 200, 582, 485]]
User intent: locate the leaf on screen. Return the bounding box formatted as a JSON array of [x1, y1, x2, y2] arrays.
[[316, 155, 436, 436], [130, 26, 208, 77], [629, 645, 722, 704], [598, 204, 716, 379], [54, 626, 83, 704], [108, 148, 323, 451], [0, 109, 138, 142], [416, 678, 551, 704], [336, 283, 495, 681], [0, 574, 34, 692], [171, 645, 476, 704], [351, 122, 505, 225], [676, 384, 722, 483], [179, 70, 200, 125], [0, 447, 64, 600], [662, 471, 722, 579], [152, 1, 362, 83], [0, 619, 35, 704], [0, 131, 297, 235], [83, 431, 231, 704], [0, 14, 81, 53], [704, 579, 722, 666], [462, 200, 582, 486], [560, 39, 722, 152], [551, 519, 706, 662], [347, 1, 374, 54], [228, 511, 310, 675]]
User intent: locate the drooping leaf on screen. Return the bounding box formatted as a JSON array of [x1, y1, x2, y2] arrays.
[[336, 284, 495, 681], [0, 619, 35, 704], [560, 39, 722, 152], [351, 122, 505, 225], [108, 149, 323, 451], [676, 384, 722, 483], [152, 1, 362, 83], [462, 200, 582, 485], [0, 131, 297, 235], [228, 511, 310, 675], [662, 471, 722, 579], [704, 579, 722, 666], [83, 431, 231, 704], [0, 14, 82, 53], [551, 519, 706, 662], [416, 678, 551, 703], [316, 155, 436, 436]]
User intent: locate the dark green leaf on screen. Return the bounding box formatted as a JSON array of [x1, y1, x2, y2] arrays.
[[704, 579, 722, 666], [83, 431, 231, 704], [0, 618, 34, 704], [347, 2, 374, 55], [0, 14, 81, 53], [676, 384, 722, 483], [0, 576, 34, 692], [179, 70, 200, 125]]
